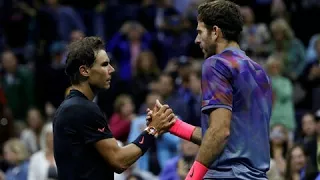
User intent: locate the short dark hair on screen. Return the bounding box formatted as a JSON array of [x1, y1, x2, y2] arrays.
[[197, 0, 243, 43], [65, 37, 105, 85]]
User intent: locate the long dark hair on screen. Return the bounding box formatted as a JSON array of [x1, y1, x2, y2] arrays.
[[285, 144, 318, 180]]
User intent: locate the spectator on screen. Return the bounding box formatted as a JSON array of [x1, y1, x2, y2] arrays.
[[20, 108, 44, 154], [183, 70, 201, 126], [41, 41, 70, 108], [108, 21, 153, 81], [296, 113, 317, 146], [44, 102, 56, 122], [0, 50, 34, 120], [109, 94, 136, 143], [36, 0, 86, 43], [131, 51, 160, 110], [152, 73, 189, 122], [156, 14, 193, 63], [295, 113, 319, 169], [285, 144, 319, 180], [240, 6, 270, 64], [137, 0, 179, 33], [270, 18, 306, 81], [300, 35, 320, 110], [266, 56, 295, 131], [306, 34, 320, 62], [28, 122, 57, 180], [270, 124, 290, 177], [159, 140, 199, 180], [3, 138, 29, 180], [267, 159, 283, 180]]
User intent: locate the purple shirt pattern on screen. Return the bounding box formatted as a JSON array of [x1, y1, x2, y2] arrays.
[[201, 48, 272, 179]]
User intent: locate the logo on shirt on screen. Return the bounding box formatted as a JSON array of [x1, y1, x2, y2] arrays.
[[98, 127, 105, 132], [139, 137, 144, 144]]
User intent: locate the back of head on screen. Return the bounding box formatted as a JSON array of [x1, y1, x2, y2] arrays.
[[4, 138, 29, 164], [65, 37, 105, 85], [197, 0, 243, 42]]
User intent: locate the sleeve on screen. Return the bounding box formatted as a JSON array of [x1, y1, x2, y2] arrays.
[[81, 108, 113, 144], [201, 58, 233, 114], [27, 154, 38, 180]]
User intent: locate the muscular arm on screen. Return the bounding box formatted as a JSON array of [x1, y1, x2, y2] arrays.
[[190, 127, 202, 146], [95, 138, 143, 173], [196, 108, 231, 167], [94, 104, 174, 174]]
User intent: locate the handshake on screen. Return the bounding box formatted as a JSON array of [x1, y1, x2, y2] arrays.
[[144, 100, 177, 137]]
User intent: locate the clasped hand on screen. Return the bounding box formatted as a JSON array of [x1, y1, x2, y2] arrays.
[[145, 100, 176, 135]]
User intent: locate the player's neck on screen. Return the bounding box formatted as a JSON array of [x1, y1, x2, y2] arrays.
[[71, 83, 95, 101], [216, 41, 240, 54]]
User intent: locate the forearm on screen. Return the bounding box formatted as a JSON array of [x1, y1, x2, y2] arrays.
[[169, 119, 201, 144], [115, 143, 143, 172], [196, 127, 229, 167], [99, 131, 155, 173], [190, 127, 202, 145]]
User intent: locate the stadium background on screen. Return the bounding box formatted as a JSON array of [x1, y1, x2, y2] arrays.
[[0, 0, 320, 179]]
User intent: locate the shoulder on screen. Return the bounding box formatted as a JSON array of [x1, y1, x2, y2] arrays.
[[17, 66, 31, 74], [283, 77, 293, 86], [58, 98, 101, 116], [20, 160, 30, 171], [202, 54, 235, 77], [256, 23, 269, 32], [21, 129, 35, 138], [21, 129, 32, 135], [30, 151, 45, 161], [55, 100, 106, 129], [291, 38, 305, 47]]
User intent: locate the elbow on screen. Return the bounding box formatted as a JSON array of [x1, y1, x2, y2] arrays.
[[218, 127, 230, 141], [114, 167, 126, 174], [114, 163, 129, 174], [112, 156, 131, 174], [224, 130, 230, 139]]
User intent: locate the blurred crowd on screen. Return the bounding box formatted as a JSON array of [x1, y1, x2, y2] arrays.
[[0, 0, 320, 179]]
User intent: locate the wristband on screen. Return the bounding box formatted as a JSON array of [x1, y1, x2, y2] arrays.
[[185, 161, 208, 180], [132, 131, 155, 154], [169, 119, 195, 140]]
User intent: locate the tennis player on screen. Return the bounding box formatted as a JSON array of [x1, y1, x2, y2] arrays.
[[149, 1, 272, 179], [53, 37, 175, 180]]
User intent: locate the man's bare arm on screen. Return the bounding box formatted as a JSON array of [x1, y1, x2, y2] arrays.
[[95, 138, 142, 173], [191, 127, 202, 145], [95, 104, 175, 174], [196, 108, 231, 167]]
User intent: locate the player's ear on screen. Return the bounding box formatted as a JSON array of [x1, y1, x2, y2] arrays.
[[212, 25, 219, 41], [79, 65, 90, 77]]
